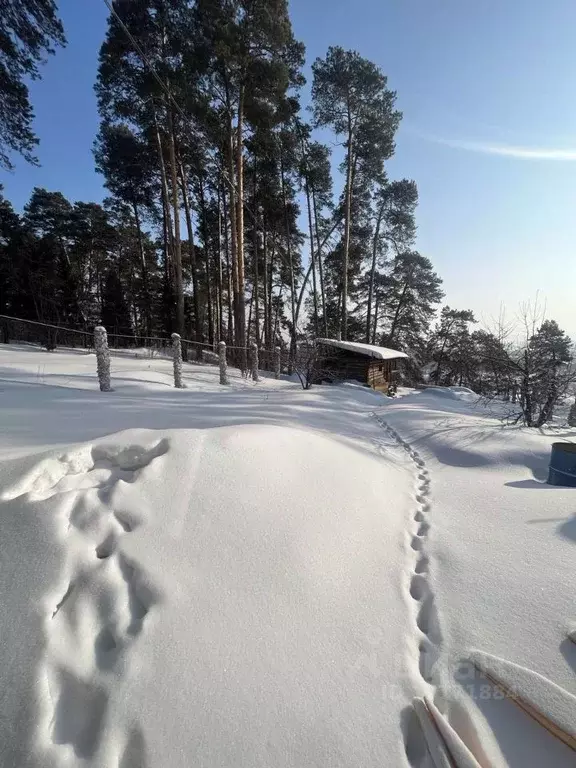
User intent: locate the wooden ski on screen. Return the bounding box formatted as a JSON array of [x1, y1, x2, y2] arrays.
[[413, 697, 483, 768], [470, 650, 576, 753]]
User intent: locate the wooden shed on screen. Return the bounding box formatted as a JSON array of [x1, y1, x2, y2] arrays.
[[314, 338, 408, 391]]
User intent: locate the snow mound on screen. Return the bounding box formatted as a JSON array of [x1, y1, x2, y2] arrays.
[[0, 424, 412, 767], [424, 385, 479, 402]]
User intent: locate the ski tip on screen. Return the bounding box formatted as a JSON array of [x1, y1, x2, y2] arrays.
[[467, 650, 576, 754], [412, 696, 483, 768]]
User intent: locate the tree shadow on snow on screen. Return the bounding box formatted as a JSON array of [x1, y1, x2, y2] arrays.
[[0, 375, 397, 468], [558, 516, 576, 543], [505, 479, 552, 489]]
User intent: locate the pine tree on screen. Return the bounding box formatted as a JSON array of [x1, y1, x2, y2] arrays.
[[192, 0, 305, 360], [94, 122, 156, 333], [297, 131, 333, 338], [430, 307, 476, 385], [96, 0, 189, 337], [101, 269, 133, 338], [365, 179, 418, 343], [526, 320, 573, 426], [381, 251, 443, 353], [0, 187, 23, 321], [22, 188, 83, 328], [0, 0, 66, 169], [469, 330, 511, 396], [312, 47, 401, 339]]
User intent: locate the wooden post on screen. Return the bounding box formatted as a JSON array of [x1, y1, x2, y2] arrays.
[[171, 333, 185, 388], [94, 326, 111, 392], [251, 342, 260, 382], [219, 341, 229, 385]]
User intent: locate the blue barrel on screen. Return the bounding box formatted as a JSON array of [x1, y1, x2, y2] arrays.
[[548, 442, 576, 487]]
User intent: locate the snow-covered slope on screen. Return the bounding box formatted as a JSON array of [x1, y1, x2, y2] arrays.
[[0, 344, 574, 767], [379, 388, 576, 767]]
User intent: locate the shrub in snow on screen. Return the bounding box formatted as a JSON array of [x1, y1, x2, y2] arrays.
[[171, 333, 185, 388], [568, 399, 576, 427], [274, 346, 281, 379], [94, 326, 111, 392], [219, 341, 229, 385], [251, 343, 260, 382], [293, 340, 318, 390]]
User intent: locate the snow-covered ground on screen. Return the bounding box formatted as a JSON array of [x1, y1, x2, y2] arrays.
[[0, 344, 574, 767]]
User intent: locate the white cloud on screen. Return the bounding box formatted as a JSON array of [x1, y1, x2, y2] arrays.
[[430, 136, 576, 161]]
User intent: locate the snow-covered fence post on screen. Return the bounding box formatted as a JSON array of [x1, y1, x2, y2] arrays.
[[94, 326, 111, 392], [251, 342, 260, 382], [171, 333, 185, 388], [274, 346, 281, 379], [218, 341, 229, 385]]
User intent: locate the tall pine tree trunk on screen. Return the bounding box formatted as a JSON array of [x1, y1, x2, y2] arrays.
[[235, 85, 246, 368], [199, 173, 214, 345], [372, 294, 380, 344], [273, 279, 285, 343], [221, 179, 234, 344], [161, 202, 172, 334], [216, 183, 224, 342], [268, 235, 276, 347], [225, 84, 241, 365], [179, 162, 201, 342], [341, 120, 353, 340], [167, 107, 184, 336], [262, 219, 269, 347], [311, 185, 328, 337], [280, 149, 297, 371], [247, 284, 254, 341], [366, 203, 385, 343], [388, 273, 413, 347], [294, 260, 314, 338], [304, 174, 319, 338], [131, 199, 151, 337], [153, 111, 174, 333], [252, 178, 260, 345]]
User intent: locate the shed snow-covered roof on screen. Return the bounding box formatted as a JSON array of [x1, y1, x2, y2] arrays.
[[316, 338, 408, 361]]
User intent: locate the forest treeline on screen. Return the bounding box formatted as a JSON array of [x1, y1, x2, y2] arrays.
[[2, 0, 445, 360], [0, 0, 574, 425]]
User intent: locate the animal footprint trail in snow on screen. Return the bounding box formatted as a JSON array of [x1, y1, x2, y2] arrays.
[[375, 416, 440, 686], [375, 414, 448, 765], [31, 437, 169, 762]]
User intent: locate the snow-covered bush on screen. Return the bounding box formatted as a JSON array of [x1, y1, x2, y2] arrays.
[[94, 326, 111, 392], [293, 341, 318, 390], [274, 346, 281, 379], [568, 399, 576, 427]]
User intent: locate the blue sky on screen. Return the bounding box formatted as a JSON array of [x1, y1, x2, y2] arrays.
[[1, 0, 575, 336]]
